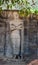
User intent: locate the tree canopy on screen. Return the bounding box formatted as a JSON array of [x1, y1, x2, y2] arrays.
[[0, 0, 38, 16]]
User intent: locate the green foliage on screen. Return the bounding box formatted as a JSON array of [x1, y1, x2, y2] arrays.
[[34, 10, 38, 14], [0, 0, 3, 6], [0, 0, 38, 16], [0, 0, 31, 9]]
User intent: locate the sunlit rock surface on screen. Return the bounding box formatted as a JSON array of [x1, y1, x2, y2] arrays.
[[27, 60, 38, 65]]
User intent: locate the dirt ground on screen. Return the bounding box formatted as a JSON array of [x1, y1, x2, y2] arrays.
[[0, 57, 38, 65], [0, 57, 25, 65]]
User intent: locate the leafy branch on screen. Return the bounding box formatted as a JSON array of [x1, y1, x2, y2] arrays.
[[0, 0, 38, 16]]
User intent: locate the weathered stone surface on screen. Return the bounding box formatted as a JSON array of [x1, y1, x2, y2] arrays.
[[0, 11, 38, 64]]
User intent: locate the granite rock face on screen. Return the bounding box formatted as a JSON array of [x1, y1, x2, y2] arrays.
[[0, 11, 38, 61]]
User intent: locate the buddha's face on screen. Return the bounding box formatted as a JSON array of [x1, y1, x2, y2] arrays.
[[13, 11, 19, 19]]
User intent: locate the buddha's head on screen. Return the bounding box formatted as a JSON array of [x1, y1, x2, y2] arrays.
[[13, 11, 19, 19]]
